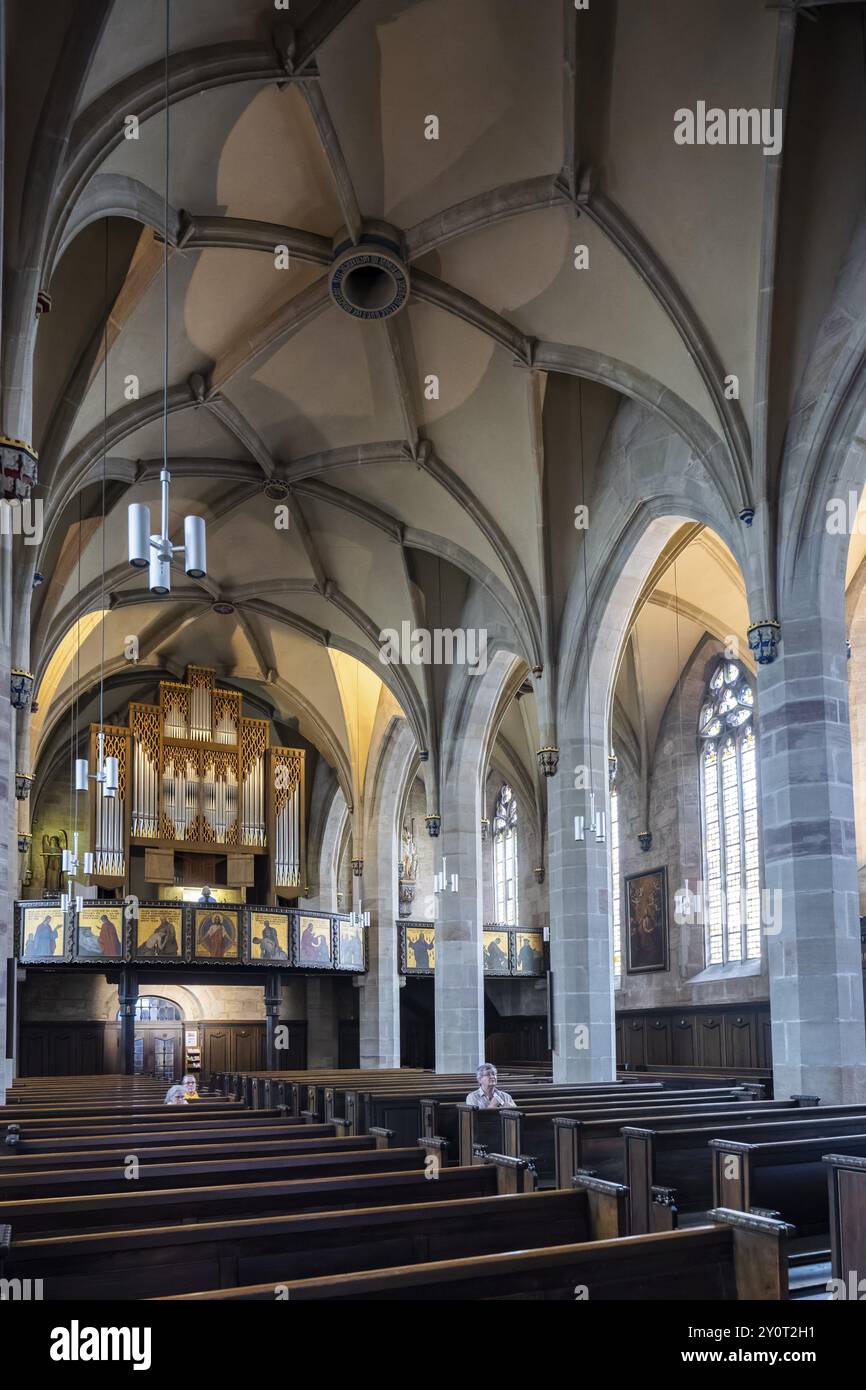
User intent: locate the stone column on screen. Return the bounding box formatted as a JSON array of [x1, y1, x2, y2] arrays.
[[264, 972, 281, 1071], [306, 976, 338, 1067], [117, 967, 139, 1076], [434, 784, 485, 1074], [757, 610, 866, 1102], [358, 723, 414, 1068], [546, 733, 617, 1083]]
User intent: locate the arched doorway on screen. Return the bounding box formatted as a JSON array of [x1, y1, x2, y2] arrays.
[[116, 996, 184, 1080]]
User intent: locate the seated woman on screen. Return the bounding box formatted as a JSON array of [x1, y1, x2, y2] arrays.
[[465, 1063, 516, 1109], [164, 1084, 188, 1105], [181, 1073, 200, 1100]]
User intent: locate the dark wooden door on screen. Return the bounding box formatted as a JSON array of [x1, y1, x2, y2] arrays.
[[205, 1029, 229, 1076], [233, 1027, 259, 1071]]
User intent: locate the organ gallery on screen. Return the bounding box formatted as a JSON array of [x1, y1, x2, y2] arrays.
[[87, 664, 304, 900]]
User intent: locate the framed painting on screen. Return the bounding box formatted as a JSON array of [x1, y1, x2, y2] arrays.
[[402, 922, 435, 974], [483, 929, 511, 975], [625, 867, 669, 974], [296, 914, 334, 969], [192, 906, 241, 962], [17, 901, 66, 961], [75, 903, 124, 962], [132, 903, 184, 962], [336, 919, 366, 972], [514, 930, 544, 976], [248, 908, 291, 964]]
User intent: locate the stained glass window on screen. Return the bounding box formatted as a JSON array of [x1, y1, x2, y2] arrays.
[[493, 784, 518, 926], [699, 660, 761, 964]]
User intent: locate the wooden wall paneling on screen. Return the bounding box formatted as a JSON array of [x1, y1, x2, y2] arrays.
[[671, 1015, 696, 1066], [724, 1010, 756, 1069], [696, 1014, 724, 1067]]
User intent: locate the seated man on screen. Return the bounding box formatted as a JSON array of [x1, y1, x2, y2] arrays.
[[465, 1062, 516, 1109]]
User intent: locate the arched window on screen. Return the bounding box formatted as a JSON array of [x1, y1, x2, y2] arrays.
[[610, 779, 622, 977], [699, 659, 760, 964], [116, 996, 184, 1022], [493, 784, 518, 925]]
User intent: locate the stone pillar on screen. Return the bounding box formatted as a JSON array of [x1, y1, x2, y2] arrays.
[[306, 976, 338, 1066], [118, 968, 139, 1076], [434, 789, 485, 1074], [358, 724, 414, 1068], [264, 972, 281, 1071], [757, 610, 866, 1102], [546, 733, 617, 1082]]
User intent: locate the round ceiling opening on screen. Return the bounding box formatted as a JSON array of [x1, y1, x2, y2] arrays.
[[329, 241, 409, 321]]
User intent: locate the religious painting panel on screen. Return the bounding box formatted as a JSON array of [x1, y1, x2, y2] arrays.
[[483, 929, 511, 975], [337, 919, 366, 972], [295, 914, 334, 969], [625, 867, 669, 974], [75, 903, 124, 962], [513, 930, 544, 976], [248, 908, 291, 964], [192, 906, 241, 962], [17, 902, 66, 961], [401, 922, 435, 974], [132, 904, 185, 962]]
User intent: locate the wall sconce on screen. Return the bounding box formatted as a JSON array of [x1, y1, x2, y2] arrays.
[[480, 818, 489, 841], [10, 669, 34, 710], [15, 771, 34, 801], [351, 859, 364, 877], [537, 746, 559, 777], [434, 856, 458, 894], [425, 814, 441, 838]]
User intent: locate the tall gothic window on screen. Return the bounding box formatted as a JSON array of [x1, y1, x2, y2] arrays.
[[699, 659, 760, 964], [493, 784, 518, 925], [610, 781, 622, 976]]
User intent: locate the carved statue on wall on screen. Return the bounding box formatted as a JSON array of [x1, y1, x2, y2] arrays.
[[398, 819, 418, 918], [42, 831, 67, 896], [400, 820, 418, 881]]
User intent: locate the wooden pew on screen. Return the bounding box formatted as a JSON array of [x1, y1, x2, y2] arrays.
[[0, 1143, 429, 1202], [0, 1132, 381, 1172], [0, 1172, 618, 1301], [710, 1132, 866, 1239], [460, 1093, 783, 1175], [825, 1152, 866, 1295], [157, 1207, 793, 1301], [3, 1110, 295, 1144], [0, 1159, 519, 1238], [426, 1085, 755, 1162], [624, 1109, 866, 1234], [3, 1116, 333, 1156]]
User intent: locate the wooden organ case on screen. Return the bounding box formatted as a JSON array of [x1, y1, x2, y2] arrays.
[[88, 666, 304, 899]]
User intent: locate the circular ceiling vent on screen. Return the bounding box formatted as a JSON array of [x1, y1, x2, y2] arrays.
[[329, 232, 409, 321], [211, 600, 235, 615], [262, 479, 289, 501]]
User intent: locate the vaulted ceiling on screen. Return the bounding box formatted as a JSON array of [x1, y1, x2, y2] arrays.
[[13, 0, 866, 801]]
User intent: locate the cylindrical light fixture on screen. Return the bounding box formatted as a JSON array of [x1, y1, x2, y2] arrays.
[[128, 504, 151, 568], [83, 852, 94, 875], [104, 756, 119, 793], [15, 771, 34, 800], [184, 515, 207, 578], [10, 669, 34, 710], [75, 759, 89, 792], [149, 546, 171, 595]]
